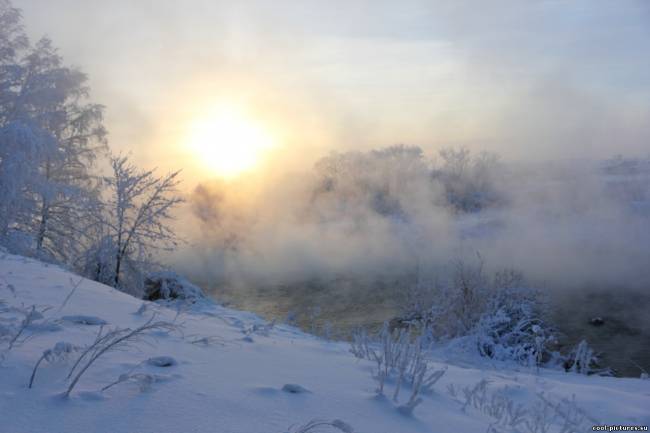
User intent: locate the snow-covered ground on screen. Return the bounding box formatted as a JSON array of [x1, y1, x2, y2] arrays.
[[1, 253, 648, 433]]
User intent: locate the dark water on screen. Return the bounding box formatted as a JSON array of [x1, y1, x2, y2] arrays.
[[208, 277, 402, 336], [207, 280, 650, 378], [551, 288, 650, 377]]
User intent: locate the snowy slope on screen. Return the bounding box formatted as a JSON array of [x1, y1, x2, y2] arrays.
[[1, 253, 648, 433]]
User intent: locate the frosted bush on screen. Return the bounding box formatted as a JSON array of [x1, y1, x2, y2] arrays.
[[450, 379, 597, 433], [399, 258, 494, 339], [351, 322, 446, 414], [399, 262, 559, 368], [470, 285, 558, 368], [143, 271, 205, 301], [562, 340, 610, 376]]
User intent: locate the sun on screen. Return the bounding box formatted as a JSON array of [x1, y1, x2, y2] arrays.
[[186, 106, 275, 178]]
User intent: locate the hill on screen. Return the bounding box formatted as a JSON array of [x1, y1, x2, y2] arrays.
[[1, 253, 648, 433]]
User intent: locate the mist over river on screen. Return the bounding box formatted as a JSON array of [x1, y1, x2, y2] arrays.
[[197, 277, 650, 378], [177, 154, 650, 378]]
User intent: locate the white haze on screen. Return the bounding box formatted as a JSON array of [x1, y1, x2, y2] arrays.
[[177, 149, 650, 293], [18, 0, 650, 168], [16, 0, 650, 291]]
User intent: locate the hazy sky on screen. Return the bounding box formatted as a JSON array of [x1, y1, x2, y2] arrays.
[[18, 0, 650, 183]]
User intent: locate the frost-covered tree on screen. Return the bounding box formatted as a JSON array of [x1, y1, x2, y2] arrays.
[[310, 145, 504, 222], [0, 0, 27, 111], [88, 155, 182, 291], [0, 121, 54, 253], [16, 38, 107, 262], [311, 144, 430, 222], [433, 147, 503, 213], [0, 0, 33, 246], [0, 1, 106, 262]]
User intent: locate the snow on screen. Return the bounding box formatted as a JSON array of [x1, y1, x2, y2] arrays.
[[1, 253, 649, 433]]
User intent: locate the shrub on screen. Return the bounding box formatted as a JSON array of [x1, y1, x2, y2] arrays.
[[448, 379, 597, 433], [143, 271, 205, 301], [399, 263, 559, 368], [350, 323, 446, 414], [470, 282, 559, 367], [562, 340, 610, 376]]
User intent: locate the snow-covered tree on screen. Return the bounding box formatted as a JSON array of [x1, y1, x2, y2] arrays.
[[0, 120, 54, 253], [16, 38, 107, 262], [311, 144, 430, 222], [0, 0, 28, 116], [433, 147, 503, 213], [0, 0, 106, 263], [87, 155, 183, 291], [0, 0, 33, 246]]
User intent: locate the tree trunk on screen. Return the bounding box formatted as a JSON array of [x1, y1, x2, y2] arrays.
[[36, 200, 49, 253], [114, 253, 121, 287], [36, 160, 52, 254]]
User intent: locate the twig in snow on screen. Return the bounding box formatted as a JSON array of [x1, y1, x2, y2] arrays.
[[57, 277, 84, 312], [29, 342, 79, 388], [7, 305, 39, 350], [64, 316, 176, 397]]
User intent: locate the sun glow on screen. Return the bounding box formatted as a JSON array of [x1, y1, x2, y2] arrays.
[[186, 106, 276, 178]]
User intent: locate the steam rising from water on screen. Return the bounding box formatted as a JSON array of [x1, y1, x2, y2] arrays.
[[176, 147, 650, 293]]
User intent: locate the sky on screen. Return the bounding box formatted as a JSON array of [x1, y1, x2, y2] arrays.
[[17, 0, 650, 185]]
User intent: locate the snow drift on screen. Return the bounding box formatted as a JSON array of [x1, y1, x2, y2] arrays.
[[1, 252, 649, 433]]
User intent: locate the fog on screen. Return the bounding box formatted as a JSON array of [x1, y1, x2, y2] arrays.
[[12, 0, 650, 376], [18, 0, 650, 174], [18, 0, 650, 305], [175, 149, 650, 379], [176, 148, 650, 296]]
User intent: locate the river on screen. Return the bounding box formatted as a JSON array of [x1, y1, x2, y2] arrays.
[[202, 278, 650, 378]]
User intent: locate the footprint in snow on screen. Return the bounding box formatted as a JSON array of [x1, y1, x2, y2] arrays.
[[146, 356, 177, 367], [61, 315, 107, 326], [282, 384, 311, 394]]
